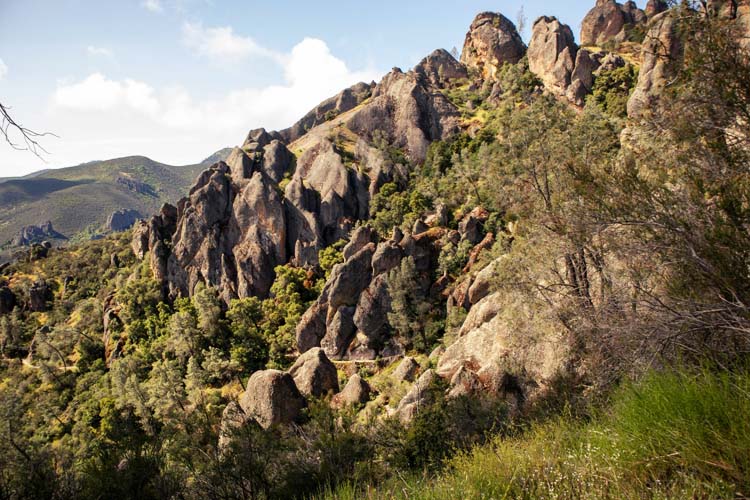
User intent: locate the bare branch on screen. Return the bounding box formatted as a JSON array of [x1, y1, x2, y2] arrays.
[[0, 101, 57, 160]]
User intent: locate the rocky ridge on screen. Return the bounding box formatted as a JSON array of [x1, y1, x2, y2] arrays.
[[124, 1, 750, 438]]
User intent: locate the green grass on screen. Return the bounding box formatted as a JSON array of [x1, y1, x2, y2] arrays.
[[321, 366, 750, 499], [0, 153, 225, 246]]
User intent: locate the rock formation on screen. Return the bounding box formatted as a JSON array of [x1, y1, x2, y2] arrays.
[[287, 347, 339, 397], [238, 370, 306, 429], [280, 82, 374, 144], [333, 374, 372, 407], [627, 11, 682, 118], [580, 0, 647, 47], [460, 12, 526, 80], [106, 209, 142, 232], [527, 16, 622, 107], [12, 222, 66, 247], [414, 49, 468, 88], [295, 228, 444, 361]]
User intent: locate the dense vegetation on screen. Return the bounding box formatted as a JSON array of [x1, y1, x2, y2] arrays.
[[1, 6, 749, 499]]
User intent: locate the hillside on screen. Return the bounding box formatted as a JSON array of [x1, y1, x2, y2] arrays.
[[1, 1, 750, 499], [0, 152, 229, 248]]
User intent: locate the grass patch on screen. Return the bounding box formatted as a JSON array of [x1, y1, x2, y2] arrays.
[[321, 366, 750, 499]]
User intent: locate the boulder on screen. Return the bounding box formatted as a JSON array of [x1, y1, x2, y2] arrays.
[[352, 274, 392, 354], [392, 356, 420, 383], [239, 370, 306, 429], [414, 48, 468, 88], [333, 374, 372, 407], [566, 49, 603, 106], [460, 12, 527, 81], [395, 369, 437, 423], [448, 365, 481, 398], [288, 347, 340, 397], [459, 207, 489, 245], [437, 292, 571, 402], [467, 256, 506, 305], [580, 0, 647, 47]]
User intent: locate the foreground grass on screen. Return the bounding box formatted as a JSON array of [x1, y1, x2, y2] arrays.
[[322, 367, 750, 499]]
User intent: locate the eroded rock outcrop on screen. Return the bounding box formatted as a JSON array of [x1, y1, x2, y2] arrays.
[[106, 209, 142, 232], [395, 369, 436, 423], [296, 228, 444, 361], [414, 49, 468, 88], [528, 16, 611, 106], [238, 370, 306, 429], [347, 68, 461, 163], [281, 82, 374, 144], [580, 0, 647, 47], [438, 291, 571, 402], [461, 12, 526, 80], [627, 10, 682, 118]]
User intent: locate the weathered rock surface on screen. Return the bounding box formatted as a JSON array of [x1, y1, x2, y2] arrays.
[[627, 11, 681, 118], [296, 227, 443, 360], [645, 0, 668, 17], [333, 374, 372, 407], [156, 161, 287, 304], [347, 68, 461, 163], [281, 82, 374, 144], [106, 209, 142, 232], [528, 17, 577, 96], [239, 370, 306, 429], [395, 369, 436, 423], [437, 292, 571, 401], [414, 49, 468, 88], [288, 347, 340, 397], [392, 356, 420, 383], [461, 12, 526, 80], [528, 16, 608, 106], [580, 0, 647, 47]]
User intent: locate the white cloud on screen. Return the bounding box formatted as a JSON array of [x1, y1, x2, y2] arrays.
[[142, 0, 163, 12], [86, 46, 114, 58], [0, 59, 7, 80], [182, 22, 280, 64], [54, 73, 159, 114], [16, 38, 380, 174]]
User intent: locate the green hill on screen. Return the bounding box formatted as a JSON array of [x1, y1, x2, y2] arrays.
[[0, 152, 228, 247]]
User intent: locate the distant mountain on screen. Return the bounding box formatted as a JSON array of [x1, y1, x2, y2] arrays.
[[0, 149, 231, 248]]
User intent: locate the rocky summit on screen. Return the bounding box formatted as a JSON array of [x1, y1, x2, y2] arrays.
[[3, 2, 750, 498]]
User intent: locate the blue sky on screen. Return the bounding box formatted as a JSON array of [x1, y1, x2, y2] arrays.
[[0, 0, 644, 177]]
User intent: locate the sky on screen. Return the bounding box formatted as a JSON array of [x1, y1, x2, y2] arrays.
[[0, 0, 645, 177]]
